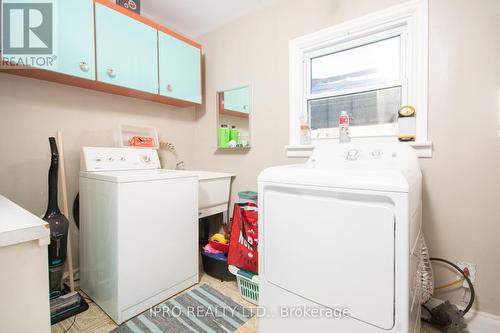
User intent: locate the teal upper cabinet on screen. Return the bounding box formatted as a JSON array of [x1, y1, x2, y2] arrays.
[[4, 0, 94, 78], [158, 32, 201, 104], [95, 3, 158, 93], [57, 0, 95, 79], [223, 87, 250, 114], [2, 0, 203, 107]]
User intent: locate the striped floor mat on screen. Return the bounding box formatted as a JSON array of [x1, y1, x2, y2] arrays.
[[111, 284, 254, 333]]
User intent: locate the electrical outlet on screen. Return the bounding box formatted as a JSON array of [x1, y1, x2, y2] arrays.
[[457, 261, 476, 288]]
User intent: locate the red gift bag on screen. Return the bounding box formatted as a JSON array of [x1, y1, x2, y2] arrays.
[[228, 203, 258, 273]]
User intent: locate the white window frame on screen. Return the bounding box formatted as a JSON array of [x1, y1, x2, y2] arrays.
[[287, 0, 432, 157]]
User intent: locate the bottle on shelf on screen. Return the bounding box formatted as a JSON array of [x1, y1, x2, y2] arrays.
[[230, 126, 239, 143], [299, 117, 311, 145], [218, 124, 230, 148], [339, 111, 351, 143]]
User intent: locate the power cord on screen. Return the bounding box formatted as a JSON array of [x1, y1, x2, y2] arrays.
[[421, 257, 475, 332], [63, 315, 77, 333], [430, 257, 475, 314]]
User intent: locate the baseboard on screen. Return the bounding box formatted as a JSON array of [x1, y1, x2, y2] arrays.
[[428, 298, 500, 332], [464, 310, 500, 332]]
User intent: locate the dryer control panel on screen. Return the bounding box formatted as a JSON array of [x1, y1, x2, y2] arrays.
[[81, 147, 161, 171], [344, 148, 389, 161], [306, 142, 418, 172]]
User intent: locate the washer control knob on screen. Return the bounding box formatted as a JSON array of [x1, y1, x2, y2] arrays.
[[142, 155, 151, 163], [346, 149, 360, 161], [108, 157, 114, 162], [371, 150, 382, 159], [120, 156, 126, 162]]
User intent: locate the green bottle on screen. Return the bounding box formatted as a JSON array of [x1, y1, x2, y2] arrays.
[[218, 125, 230, 148], [230, 126, 239, 144]]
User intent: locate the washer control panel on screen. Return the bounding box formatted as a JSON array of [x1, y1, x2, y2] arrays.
[[81, 147, 161, 171]]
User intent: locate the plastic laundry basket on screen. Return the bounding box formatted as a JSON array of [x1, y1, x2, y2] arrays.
[[229, 265, 259, 305], [238, 191, 258, 205]]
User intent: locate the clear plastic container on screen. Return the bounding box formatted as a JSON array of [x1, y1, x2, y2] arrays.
[[238, 191, 258, 205], [115, 125, 159, 149]]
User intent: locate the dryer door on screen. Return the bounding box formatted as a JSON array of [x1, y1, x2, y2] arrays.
[[263, 186, 395, 329]]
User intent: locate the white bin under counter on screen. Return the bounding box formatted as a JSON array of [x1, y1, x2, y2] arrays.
[[0, 195, 51, 333]]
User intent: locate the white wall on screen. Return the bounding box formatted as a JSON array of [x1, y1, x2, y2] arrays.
[[0, 74, 197, 269], [422, 0, 500, 314], [194, 0, 500, 315]]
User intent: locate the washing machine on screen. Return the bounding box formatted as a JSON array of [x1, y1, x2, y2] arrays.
[[79, 147, 198, 324], [258, 143, 422, 333]]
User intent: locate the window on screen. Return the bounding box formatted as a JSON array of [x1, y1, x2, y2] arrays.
[[308, 35, 404, 139], [288, 0, 431, 157]]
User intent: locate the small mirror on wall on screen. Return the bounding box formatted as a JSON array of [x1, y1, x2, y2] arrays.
[[217, 86, 251, 149]]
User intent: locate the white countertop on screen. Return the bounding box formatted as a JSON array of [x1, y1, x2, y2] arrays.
[[189, 170, 235, 180], [0, 195, 50, 248]]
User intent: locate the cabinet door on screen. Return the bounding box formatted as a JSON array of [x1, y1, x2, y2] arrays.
[[95, 3, 158, 93], [223, 87, 249, 113], [158, 32, 201, 104], [54, 0, 95, 79]]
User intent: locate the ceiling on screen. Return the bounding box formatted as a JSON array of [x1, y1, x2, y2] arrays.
[[140, 0, 274, 38]]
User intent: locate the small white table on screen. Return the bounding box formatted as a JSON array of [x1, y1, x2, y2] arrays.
[[0, 195, 51, 333]]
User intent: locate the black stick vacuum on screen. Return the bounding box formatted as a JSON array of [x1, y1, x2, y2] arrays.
[[43, 137, 88, 324]]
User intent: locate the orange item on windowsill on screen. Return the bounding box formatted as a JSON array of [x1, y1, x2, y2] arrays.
[[128, 136, 154, 147]]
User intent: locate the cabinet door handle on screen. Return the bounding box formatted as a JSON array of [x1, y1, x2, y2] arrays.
[[79, 61, 89, 72], [107, 68, 116, 78], [167, 84, 173, 92]]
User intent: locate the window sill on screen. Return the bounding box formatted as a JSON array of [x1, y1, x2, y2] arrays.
[[285, 141, 433, 158]]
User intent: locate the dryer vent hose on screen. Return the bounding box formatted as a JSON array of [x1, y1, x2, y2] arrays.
[[417, 234, 434, 304]]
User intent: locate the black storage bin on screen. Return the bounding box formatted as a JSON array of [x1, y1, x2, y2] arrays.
[[201, 252, 235, 281]]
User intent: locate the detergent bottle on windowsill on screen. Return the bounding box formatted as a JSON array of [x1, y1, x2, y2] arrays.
[[339, 111, 351, 143]]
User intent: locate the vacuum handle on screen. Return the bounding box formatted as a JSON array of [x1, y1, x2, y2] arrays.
[[46, 137, 61, 216]]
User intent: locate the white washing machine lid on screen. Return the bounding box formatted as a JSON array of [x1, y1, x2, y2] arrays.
[[259, 143, 421, 193], [80, 169, 197, 183]]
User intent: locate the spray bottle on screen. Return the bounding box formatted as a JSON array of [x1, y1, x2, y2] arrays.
[[339, 111, 351, 143]]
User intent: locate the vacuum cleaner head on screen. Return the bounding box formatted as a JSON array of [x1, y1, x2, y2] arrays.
[[50, 291, 89, 325]]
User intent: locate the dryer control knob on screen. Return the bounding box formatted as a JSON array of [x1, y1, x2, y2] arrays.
[[346, 149, 360, 161], [371, 150, 382, 159]]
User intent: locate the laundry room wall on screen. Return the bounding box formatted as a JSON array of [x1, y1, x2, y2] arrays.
[[0, 74, 198, 271], [194, 0, 500, 316]]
